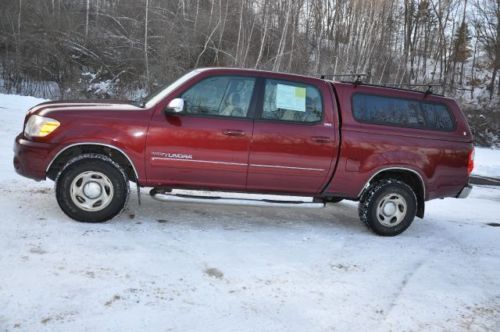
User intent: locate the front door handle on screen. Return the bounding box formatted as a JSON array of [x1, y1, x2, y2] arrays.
[[222, 129, 246, 137], [310, 136, 332, 144]]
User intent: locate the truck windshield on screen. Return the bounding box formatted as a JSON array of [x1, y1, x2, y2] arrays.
[[140, 69, 201, 108]]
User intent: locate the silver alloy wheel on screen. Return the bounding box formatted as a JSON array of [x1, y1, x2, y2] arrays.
[[376, 193, 407, 227], [70, 171, 114, 212]]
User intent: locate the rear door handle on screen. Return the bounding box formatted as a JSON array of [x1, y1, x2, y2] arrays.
[[222, 129, 246, 137], [310, 136, 332, 144]]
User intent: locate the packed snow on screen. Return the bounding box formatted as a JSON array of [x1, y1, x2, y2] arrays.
[[474, 147, 500, 178], [0, 94, 499, 331]]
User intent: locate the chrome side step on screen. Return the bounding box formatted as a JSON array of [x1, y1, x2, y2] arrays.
[[150, 189, 325, 209]]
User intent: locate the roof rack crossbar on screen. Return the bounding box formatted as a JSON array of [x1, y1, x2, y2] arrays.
[[320, 73, 368, 80], [377, 83, 442, 87], [335, 81, 445, 96], [318, 74, 445, 96], [424, 85, 433, 96], [353, 75, 363, 87]]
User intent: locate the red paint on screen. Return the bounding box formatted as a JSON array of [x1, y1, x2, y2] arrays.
[[13, 68, 473, 202], [146, 114, 253, 190], [247, 78, 339, 194]]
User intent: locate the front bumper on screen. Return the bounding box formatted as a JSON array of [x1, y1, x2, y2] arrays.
[[13, 134, 53, 181], [456, 184, 473, 199]]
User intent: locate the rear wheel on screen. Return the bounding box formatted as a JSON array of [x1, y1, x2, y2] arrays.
[[55, 154, 129, 222], [358, 179, 417, 236]]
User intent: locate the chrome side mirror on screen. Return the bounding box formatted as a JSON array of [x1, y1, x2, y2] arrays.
[[165, 98, 184, 114]]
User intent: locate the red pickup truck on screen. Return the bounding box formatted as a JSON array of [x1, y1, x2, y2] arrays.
[[13, 68, 474, 236]]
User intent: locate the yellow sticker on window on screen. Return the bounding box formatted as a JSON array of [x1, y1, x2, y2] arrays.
[[295, 87, 306, 98]]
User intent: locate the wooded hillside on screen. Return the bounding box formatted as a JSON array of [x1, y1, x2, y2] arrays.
[[0, 0, 499, 145]]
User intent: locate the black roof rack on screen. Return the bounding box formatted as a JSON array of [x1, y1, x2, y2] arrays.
[[320, 74, 445, 96], [347, 82, 444, 97], [320, 73, 368, 81]]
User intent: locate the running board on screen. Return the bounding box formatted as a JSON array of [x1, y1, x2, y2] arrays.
[[150, 190, 325, 208]]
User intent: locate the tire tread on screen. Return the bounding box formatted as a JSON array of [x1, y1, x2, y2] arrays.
[[55, 154, 129, 222], [358, 179, 417, 236]]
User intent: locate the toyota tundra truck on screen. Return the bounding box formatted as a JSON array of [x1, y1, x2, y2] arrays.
[[13, 68, 474, 236]]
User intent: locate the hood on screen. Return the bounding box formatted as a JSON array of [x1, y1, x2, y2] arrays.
[[28, 99, 143, 117]]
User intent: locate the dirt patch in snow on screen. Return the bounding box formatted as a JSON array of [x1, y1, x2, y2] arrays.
[[204, 267, 224, 279], [104, 294, 121, 307]]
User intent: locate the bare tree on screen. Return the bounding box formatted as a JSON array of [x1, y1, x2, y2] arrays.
[[0, 0, 491, 100], [85, 0, 90, 41], [474, 0, 500, 98], [144, 0, 150, 88]]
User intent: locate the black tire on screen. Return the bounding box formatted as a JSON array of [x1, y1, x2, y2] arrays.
[[358, 179, 417, 236], [55, 154, 129, 222], [327, 197, 344, 203]]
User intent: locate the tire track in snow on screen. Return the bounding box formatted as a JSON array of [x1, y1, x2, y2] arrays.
[[380, 258, 426, 326]]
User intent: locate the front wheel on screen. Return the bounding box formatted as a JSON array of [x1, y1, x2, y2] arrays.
[[358, 179, 417, 236], [55, 154, 129, 222]]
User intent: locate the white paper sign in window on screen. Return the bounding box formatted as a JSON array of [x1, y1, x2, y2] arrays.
[[276, 84, 306, 112]]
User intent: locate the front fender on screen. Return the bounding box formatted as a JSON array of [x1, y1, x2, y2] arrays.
[[41, 110, 151, 182]]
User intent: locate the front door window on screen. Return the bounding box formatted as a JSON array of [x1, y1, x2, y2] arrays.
[[181, 76, 256, 118]]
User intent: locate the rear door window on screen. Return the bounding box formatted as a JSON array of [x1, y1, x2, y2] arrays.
[[261, 79, 323, 123]]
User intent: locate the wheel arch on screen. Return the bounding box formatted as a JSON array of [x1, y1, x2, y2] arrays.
[[359, 167, 426, 218], [46, 143, 139, 182]]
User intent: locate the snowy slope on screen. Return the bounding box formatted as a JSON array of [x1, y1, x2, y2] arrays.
[[474, 147, 500, 178], [0, 94, 48, 180], [0, 94, 499, 331]]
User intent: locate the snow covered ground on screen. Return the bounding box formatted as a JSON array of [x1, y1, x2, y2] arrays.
[[0, 94, 499, 331], [474, 147, 500, 178]]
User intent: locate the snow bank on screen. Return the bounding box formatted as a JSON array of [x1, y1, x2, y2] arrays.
[[0, 94, 47, 181], [474, 147, 500, 178], [0, 93, 47, 111]]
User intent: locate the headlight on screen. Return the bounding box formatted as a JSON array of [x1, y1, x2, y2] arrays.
[[24, 115, 60, 138]]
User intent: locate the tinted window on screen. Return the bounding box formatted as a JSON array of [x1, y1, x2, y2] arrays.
[[262, 79, 322, 123], [181, 76, 255, 118], [352, 94, 455, 131], [420, 103, 455, 131]]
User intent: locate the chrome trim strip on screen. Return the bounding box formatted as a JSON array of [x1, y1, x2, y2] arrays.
[[46, 143, 139, 179], [357, 167, 426, 198], [151, 157, 247, 166], [250, 164, 325, 172], [152, 157, 323, 171]]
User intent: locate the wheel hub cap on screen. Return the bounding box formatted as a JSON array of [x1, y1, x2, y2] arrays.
[[376, 193, 407, 227], [83, 181, 102, 199], [70, 171, 114, 212], [383, 202, 397, 216]]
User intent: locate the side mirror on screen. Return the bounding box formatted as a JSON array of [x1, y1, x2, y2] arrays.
[[165, 98, 184, 114]]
